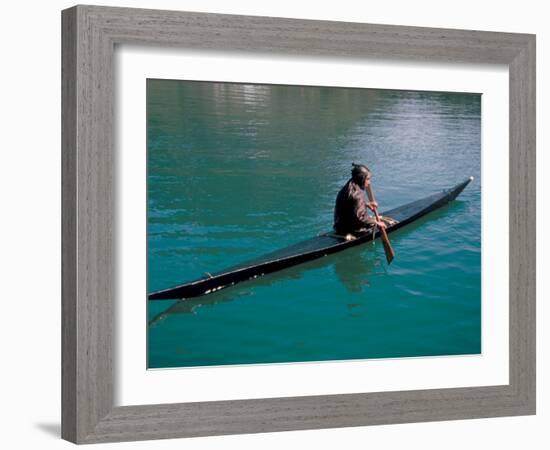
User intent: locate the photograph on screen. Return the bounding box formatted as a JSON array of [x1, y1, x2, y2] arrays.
[[146, 79, 482, 369]]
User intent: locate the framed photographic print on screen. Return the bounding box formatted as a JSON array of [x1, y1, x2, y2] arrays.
[[62, 5, 535, 444]]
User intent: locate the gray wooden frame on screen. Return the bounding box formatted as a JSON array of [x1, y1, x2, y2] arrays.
[[62, 4, 536, 444]]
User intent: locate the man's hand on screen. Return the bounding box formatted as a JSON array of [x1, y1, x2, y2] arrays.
[[375, 219, 387, 229], [367, 201, 378, 211]]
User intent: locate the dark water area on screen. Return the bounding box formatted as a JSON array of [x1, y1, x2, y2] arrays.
[[147, 79, 481, 368]]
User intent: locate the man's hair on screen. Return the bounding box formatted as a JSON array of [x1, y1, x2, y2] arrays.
[[351, 162, 371, 185]]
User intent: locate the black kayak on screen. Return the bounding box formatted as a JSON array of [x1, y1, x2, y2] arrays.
[[148, 177, 472, 300]]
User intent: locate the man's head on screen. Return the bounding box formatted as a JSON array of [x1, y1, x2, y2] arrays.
[[351, 162, 372, 189]]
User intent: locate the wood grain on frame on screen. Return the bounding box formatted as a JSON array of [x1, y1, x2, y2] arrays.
[[61, 5, 536, 444]]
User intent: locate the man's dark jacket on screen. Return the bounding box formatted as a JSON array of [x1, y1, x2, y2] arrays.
[[333, 179, 375, 234]]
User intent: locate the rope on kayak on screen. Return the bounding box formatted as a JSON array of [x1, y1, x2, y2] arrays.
[[325, 217, 397, 242], [326, 232, 357, 241]]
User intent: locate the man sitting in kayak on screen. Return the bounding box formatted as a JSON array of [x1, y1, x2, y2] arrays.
[[333, 163, 388, 236]]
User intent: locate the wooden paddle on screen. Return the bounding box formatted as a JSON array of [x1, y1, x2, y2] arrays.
[[365, 184, 395, 264]]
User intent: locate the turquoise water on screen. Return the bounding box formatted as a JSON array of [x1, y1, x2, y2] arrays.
[[147, 80, 481, 369]]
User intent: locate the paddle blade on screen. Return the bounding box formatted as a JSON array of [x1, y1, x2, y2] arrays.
[[380, 227, 395, 264]]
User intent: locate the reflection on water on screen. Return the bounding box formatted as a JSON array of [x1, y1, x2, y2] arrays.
[[149, 239, 386, 326], [333, 244, 385, 293], [147, 80, 481, 368]]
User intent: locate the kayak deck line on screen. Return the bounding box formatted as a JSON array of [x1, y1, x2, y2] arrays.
[[148, 177, 472, 301], [325, 216, 399, 241]]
